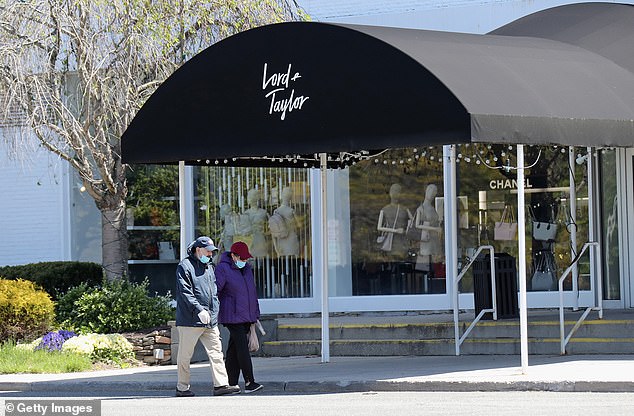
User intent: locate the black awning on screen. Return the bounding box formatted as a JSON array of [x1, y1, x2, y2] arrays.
[[122, 20, 634, 166]]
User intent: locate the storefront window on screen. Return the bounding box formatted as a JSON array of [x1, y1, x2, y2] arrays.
[[348, 148, 445, 295], [195, 166, 312, 299], [126, 164, 180, 295], [456, 145, 590, 293], [600, 150, 620, 300]]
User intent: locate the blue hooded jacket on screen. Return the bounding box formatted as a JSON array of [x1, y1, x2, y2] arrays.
[[175, 244, 219, 327], [215, 251, 260, 324]]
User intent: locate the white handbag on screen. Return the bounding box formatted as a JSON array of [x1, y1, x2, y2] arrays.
[[494, 206, 517, 241]]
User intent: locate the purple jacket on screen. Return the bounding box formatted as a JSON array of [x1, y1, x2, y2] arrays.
[[215, 251, 261, 324]]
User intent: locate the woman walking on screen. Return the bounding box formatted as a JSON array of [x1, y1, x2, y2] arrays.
[[215, 241, 263, 393]]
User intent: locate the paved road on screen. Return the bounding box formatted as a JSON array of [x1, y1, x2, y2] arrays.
[[2, 392, 634, 416]]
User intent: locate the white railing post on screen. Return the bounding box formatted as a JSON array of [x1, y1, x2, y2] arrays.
[[558, 242, 600, 354], [454, 245, 496, 354]]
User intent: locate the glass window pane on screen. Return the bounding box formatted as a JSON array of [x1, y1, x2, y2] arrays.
[[600, 150, 620, 300], [456, 145, 590, 293], [349, 147, 445, 295], [195, 166, 312, 299]]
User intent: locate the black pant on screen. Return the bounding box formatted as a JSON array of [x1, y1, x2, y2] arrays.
[[224, 323, 255, 385]]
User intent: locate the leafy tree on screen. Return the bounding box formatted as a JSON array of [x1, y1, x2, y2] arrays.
[[0, 0, 305, 280]]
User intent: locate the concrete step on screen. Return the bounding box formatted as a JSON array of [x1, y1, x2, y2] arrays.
[[276, 319, 634, 341], [261, 336, 634, 356], [263, 315, 634, 356]]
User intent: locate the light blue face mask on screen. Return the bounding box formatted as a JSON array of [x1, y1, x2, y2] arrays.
[[235, 260, 247, 269], [200, 255, 211, 264]]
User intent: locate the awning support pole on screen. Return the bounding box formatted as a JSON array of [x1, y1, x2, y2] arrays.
[[319, 153, 330, 363], [444, 145, 460, 356], [179, 161, 195, 259], [516, 145, 529, 374]]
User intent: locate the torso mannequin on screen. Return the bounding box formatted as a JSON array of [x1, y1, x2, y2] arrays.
[[220, 203, 235, 252], [272, 186, 300, 256], [244, 188, 270, 257], [377, 183, 412, 258], [415, 184, 443, 259]]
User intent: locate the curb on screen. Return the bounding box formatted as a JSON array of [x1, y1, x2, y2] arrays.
[[3, 380, 634, 394]]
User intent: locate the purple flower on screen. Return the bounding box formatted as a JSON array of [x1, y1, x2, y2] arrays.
[[58, 330, 77, 341], [35, 330, 78, 352]]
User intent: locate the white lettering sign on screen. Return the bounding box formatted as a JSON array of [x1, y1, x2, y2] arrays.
[[262, 63, 309, 121], [489, 178, 533, 190]]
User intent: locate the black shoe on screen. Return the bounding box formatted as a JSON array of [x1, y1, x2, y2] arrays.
[[175, 389, 195, 397], [213, 385, 241, 396], [244, 382, 263, 393]]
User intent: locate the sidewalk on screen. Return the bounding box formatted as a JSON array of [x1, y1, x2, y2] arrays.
[[2, 354, 634, 394]]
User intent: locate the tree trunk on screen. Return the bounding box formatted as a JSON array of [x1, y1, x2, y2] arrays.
[[101, 201, 129, 281]]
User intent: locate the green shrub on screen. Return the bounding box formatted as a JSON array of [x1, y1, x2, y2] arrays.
[[0, 261, 103, 300], [57, 278, 174, 334], [54, 283, 91, 325], [0, 279, 55, 342], [62, 333, 135, 364]]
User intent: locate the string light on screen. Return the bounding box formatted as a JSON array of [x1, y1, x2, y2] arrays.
[[191, 145, 584, 170]]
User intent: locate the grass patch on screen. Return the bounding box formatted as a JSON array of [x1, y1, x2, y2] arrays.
[[0, 342, 92, 374]]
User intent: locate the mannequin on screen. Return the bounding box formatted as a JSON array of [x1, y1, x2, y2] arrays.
[[414, 184, 443, 269], [219, 203, 235, 251], [270, 186, 300, 256], [376, 183, 412, 258], [243, 188, 270, 257]]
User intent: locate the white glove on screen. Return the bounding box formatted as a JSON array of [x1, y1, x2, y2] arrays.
[[197, 309, 211, 325]]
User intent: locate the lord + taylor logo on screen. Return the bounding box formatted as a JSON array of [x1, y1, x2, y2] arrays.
[[262, 63, 309, 121]]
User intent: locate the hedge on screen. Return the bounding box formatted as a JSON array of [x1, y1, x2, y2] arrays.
[[0, 261, 103, 299]]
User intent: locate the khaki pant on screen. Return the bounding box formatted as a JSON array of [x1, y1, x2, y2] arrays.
[[176, 325, 229, 391]]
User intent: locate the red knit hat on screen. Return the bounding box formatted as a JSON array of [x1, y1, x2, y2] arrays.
[[230, 241, 253, 259]]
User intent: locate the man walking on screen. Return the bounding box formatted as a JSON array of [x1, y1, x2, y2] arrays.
[[175, 236, 240, 397]]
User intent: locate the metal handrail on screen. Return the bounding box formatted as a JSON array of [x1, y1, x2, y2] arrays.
[[558, 241, 600, 355], [454, 245, 497, 355]]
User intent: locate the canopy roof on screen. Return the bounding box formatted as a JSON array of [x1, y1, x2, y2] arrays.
[[491, 2, 634, 73], [122, 10, 634, 167]]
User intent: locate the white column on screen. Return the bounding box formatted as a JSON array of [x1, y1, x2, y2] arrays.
[[516, 145, 529, 374], [179, 162, 195, 259], [319, 153, 330, 363], [444, 145, 460, 355]]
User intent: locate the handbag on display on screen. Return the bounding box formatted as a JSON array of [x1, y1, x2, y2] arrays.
[[531, 270, 555, 291], [531, 252, 557, 291], [529, 205, 558, 242], [378, 205, 399, 252], [405, 218, 423, 241], [414, 255, 430, 271], [532, 221, 558, 241], [379, 232, 394, 251], [494, 205, 518, 241]]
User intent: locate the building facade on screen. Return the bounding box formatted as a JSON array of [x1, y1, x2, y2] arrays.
[[1, 0, 633, 315]]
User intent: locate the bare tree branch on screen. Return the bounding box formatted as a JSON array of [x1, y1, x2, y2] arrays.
[[0, 0, 306, 280]]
